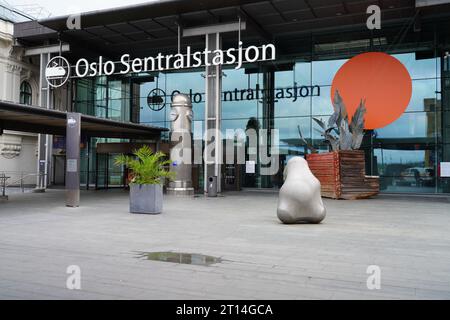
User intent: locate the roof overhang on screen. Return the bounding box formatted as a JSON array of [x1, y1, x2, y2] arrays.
[[0, 100, 167, 140], [416, 0, 450, 8], [12, 0, 450, 64], [13, 0, 450, 62]]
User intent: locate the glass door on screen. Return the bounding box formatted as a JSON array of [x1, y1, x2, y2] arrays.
[[108, 153, 125, 187], [95, 153, 108, 189]]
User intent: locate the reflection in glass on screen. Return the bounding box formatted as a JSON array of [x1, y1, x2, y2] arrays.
[[95, 77, 107, 118], [275, 117, 311, 157], [375, 112, 437, 139], [405, 79, 439, 112], [108, 80, 130, 122], [393, 53, 439, 79], [275, 70, 311, 117], [312, 86, 333, 116], [374, 147, 436, 193], [312, 58, 348, 86], [294, 62, 311, 87]]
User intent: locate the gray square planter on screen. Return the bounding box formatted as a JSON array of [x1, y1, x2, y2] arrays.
[[129, 184, 163, 214]]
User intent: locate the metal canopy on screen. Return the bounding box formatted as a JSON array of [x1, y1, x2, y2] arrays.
[[0, 101, 166, 139], [14, 0, 450, 61]]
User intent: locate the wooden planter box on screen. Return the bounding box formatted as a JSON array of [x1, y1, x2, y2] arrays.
[[306, 150, 379, 200]]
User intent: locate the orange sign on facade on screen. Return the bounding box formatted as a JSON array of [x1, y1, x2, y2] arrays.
[[331, 52, 412, 130]]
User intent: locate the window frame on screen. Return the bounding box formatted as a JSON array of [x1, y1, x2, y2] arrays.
[[20, 81, 32, 105]]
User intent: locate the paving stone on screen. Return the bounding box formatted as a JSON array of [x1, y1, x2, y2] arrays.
[[0, 189, 449, 299]]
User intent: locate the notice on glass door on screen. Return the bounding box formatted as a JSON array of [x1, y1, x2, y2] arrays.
[[67, 159, 78, 173], [246, 161, 255, 174], [440, 162, 450, 177]]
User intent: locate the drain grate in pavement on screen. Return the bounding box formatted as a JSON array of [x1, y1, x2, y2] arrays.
[[136, 251, 222, 266]]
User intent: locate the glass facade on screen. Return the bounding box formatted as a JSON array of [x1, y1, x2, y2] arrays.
[[73, 77, 131, 188], [72, 36, 450, 194]]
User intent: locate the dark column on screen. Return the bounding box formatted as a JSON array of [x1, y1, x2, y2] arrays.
[[66, 113, 81, 207], [261, 69, 275, 188], [441, 55, 450, 193]]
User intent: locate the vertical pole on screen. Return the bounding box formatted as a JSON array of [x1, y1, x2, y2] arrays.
[[86, 138, 90, 190], [106, 153, 109, 189], [37, 53, 48, 189], [204, 35, 210, 194], [45, 52, 52, 187], [215, 33, 222, 193], [204, 33, 222, 194], [37, 52, 54, 189], [95, 151, 98, 190], [177, 23, 181, 55], [261, 69, 275, 188], [1, 175, 5, 197], [66, 113, 81, 207]]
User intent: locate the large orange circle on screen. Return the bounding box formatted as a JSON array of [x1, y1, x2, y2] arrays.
[[330, 52, 412, 129]]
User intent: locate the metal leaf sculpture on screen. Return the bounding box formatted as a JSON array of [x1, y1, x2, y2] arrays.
[[324, 128, 340, 151], [329, 90, 348, 129], [349, 99, 367, 149], [312, 117, 327, 132], [297, 125, 317, 153], [313, 118, 339, 151], [307, 89, 367, 151]]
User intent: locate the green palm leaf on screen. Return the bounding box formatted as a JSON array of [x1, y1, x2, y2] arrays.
[[114, 145, 175, 185]]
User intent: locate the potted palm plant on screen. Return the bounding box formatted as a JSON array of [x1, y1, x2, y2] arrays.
[[115, 146, 175, 214]]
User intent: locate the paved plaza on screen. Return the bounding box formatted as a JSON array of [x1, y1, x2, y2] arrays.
[[0, 189, 450, 299]]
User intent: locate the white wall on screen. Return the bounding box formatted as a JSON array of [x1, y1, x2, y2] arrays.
[[0, 19, 39, 186]]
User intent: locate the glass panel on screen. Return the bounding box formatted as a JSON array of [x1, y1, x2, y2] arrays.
[[75, 78, 94, 115], [87, 137, 98, 188], [222, 69, 261, 120], [139, 78, 167, 123], [20, 81, 31, 93], [20, 82, 32, 105], [275, 117, 311, 157], [20, 93, 31, 105], [274, 96, 311, 117], [139, 71, 205, 127], [312, 85, 333, 116], [95, 76, 107, 118], [96, 153, 108, 189], [393, 53, 439, 80], [375, 112, 437, 139], [294, 62, 311, 87], [312, 58, 348, 86], [165, 71, 204, 97], [223, 100, 260, 121], [222, 68, 262, 91], [108, 154, 124, 186], [108, 80, 130, 122], [79, 139, 89, 187], [374, 146, 437, 193], [221, 118, 256, 141], [274, 70, 312, 117], [165, 71, 204, 121], [192, 102, 204, 121], [405, 79, 439, 112]]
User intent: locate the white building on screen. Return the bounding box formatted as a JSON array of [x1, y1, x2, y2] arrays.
[[0, 17, 40, 187]]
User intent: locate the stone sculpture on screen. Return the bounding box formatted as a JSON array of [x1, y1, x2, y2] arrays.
[[277, 157, 326, 224], [167, 94, 194, 196]]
